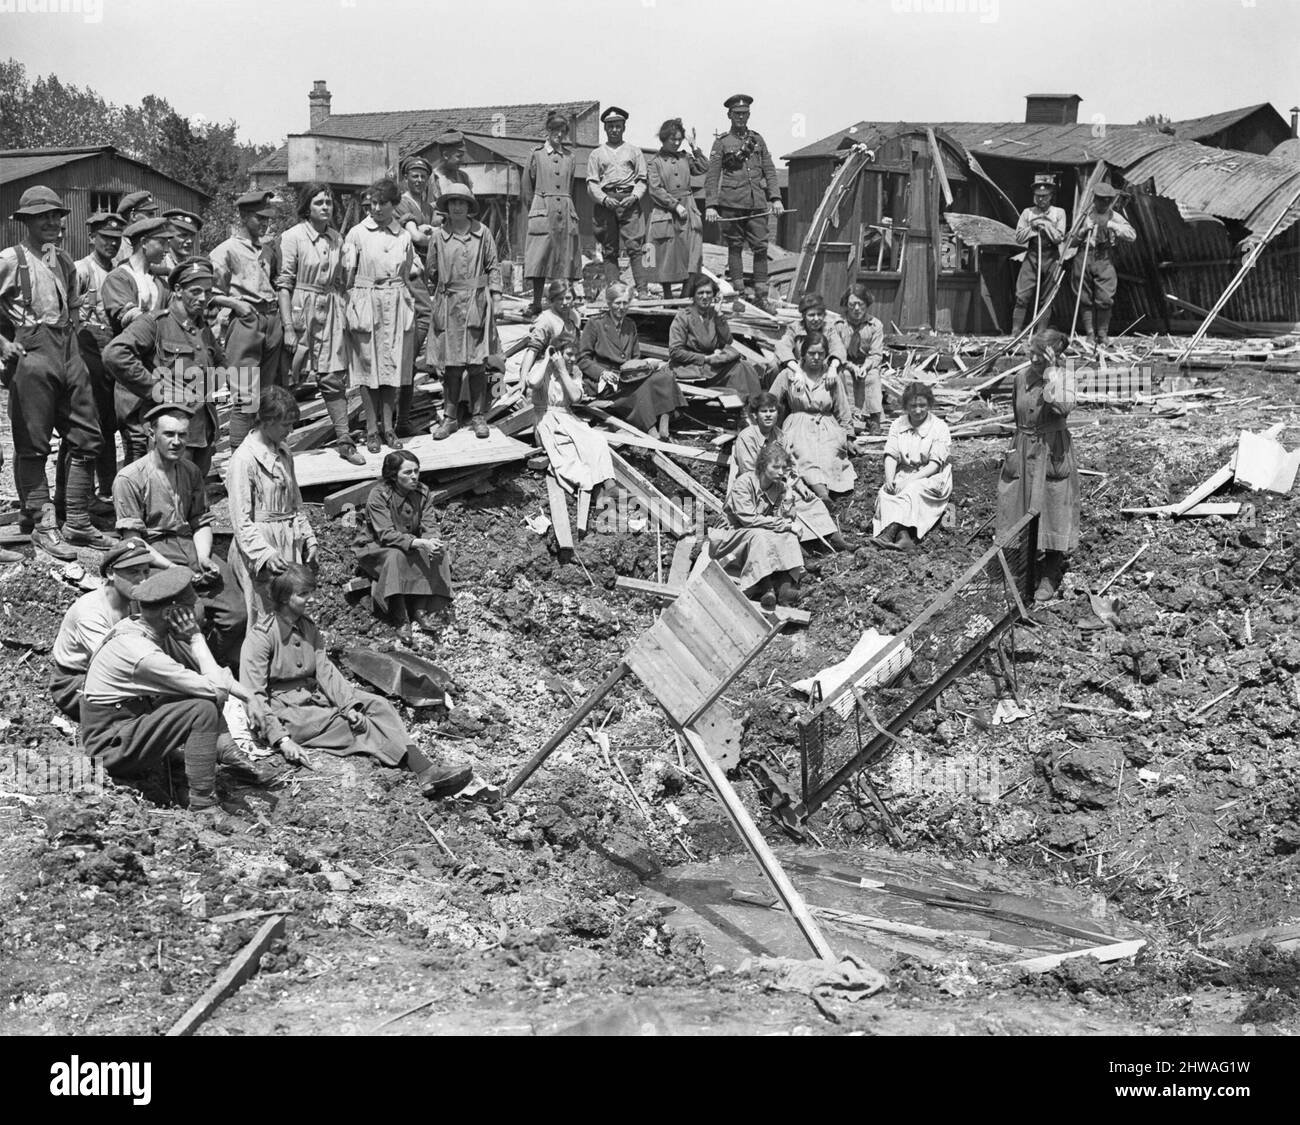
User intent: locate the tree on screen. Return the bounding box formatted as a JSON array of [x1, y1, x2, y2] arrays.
[[1139, 113, 1176, 135]]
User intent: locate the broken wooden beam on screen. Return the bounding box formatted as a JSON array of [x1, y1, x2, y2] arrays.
[[1008, 939, 1145, 974], [545, 475, 574, 550], [295, 428, 531, 490], [323, 465, 494, 519], [610, 450, 692, 537], [601, 429, 728, 465], [649, 451, 725, 515], [166, 914, 286, 1036]]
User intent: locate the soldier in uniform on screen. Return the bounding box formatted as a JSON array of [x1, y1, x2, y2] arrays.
[[74, 211, 128, 510], [1011, 174, 1067, 336], [162, 209, 204, 274], [430, 129, 473, 201], [587, 106, 651, 296], [103, 256, 225, 477], [704, 94, 785, 305], [209, 190, 285, 450], [111, 191, 162, 269], [101, 215, 173, 338], [1070, 183, 1135, 347], [0, 186, 114, 558]]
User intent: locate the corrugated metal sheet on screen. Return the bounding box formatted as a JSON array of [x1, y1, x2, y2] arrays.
[[0, 149, 100, 186]]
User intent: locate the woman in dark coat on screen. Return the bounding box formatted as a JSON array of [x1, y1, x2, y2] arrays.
[[522, 110, 583, 314], [667, 274, 762, 398], [646, 118, 707, 298], [577, 282, 684, 437], [354, 450, 454, 642]]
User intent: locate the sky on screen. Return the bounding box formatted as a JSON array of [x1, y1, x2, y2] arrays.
[[3, 0, 1298, 159]]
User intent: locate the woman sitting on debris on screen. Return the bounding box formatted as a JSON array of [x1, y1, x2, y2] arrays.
[[227, 387, 319, 621], [997, 328, 1079, 601], [711, 442, 805, 610], [769, 333, 856, 501], [873, 381, 952, 549], [577, 283, 684, 439], [731, 392, 846, 551], [240, 564, 471, 800], [354, 450, 454, 643], [773, 292, 847, 382], [666, 275, 763, 399], [522, 291, 615, 492], [829, 283, 886, 434]]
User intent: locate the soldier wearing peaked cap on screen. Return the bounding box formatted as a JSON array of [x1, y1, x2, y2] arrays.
[[209, 190, 286, 450], [1069, 182, 1136, 347], [705, 95, 784, 305], [162, 209, 204, 274], [101, 216, 173, 337], [111, 191, 163, 268], [1011, 174, 1068, 336], [0, 186, 114, 557], [588, 106, 652, 297], [103, 255, 224, 478]]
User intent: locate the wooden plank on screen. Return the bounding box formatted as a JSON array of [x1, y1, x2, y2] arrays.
[[610, 450, 690, 537], [679, 384, 743, 410], [660, 589, 749, 679], [166, 914, 286, 1036], [495, 404, 538, 438], [602, 429, 727, 465], [323, 466, 493, 519], [697, 558, 771, 643], [576, 488, 592, 532], [676, 574, 767, 663], [1121, 501, 1242, 518], [666, 538, 694, 586], [295, 428, 532, 490], [773, 606, 812, 626], [1009, 940, 1146, 974], [546, 475, 574, 550], [650, 451, 725, 515], [615, 575, 683, 597], [1171, 461, 1234, 516], [626, 625, 714, 724], [681, 728, 835, 962]]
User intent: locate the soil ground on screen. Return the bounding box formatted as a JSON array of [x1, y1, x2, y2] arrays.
[[2, 363, 1298, 1036]]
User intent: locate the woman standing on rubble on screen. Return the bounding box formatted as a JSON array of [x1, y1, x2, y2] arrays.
[[646, 118, 707, 299], [522, 111, 583, 315], [577, 282, 684, 438], [872, 381, 952, 550], [768, 333, 856, 502], [240, 563, 471, 800], [354, 450, 454, 643], [711, 442, 805, 610], [996, 328, 1079, 601], [667, 275, 763, 398]]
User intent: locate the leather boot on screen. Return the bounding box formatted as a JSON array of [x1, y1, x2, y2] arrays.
[[467, 368, 490, 438], [1080, 309, 1095, 344], [60, 459, 115, 549], [433, 369, 463, 440], [416, 761, 473, 800], [629, 255, 652, 300]]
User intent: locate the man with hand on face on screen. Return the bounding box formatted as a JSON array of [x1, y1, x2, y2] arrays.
[[210, 190, 284, 450], [103, 256, 225, 475], [0, 186, 113, 559], [49, 536, 154, 719], [705, 95, 784, 306], [112, 401, 247, 663], [588, 107, 651, 296]]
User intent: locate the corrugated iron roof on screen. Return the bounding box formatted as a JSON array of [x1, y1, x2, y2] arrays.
[[0, 148, 102, 186], [1170, 103, 1281, 140]]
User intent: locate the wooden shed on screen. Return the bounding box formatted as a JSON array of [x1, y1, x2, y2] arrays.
[[791, 125, 1019, 333], [0, 146, 209, 261]]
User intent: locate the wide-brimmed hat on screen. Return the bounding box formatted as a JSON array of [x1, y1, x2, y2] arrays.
[[10, 186, 69, 220], [1093, 183, 1120, 200], [435, 183, 478, 215]]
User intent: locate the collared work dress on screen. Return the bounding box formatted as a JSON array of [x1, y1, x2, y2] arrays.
[[354, 481, 454, 618], [872, 414, 953, 539], [424, 221, 501, 369], [997, 369, 1080, 553], [827, 315, 885, 415], [576, 314, 684, 432], [667, 307, 762, 398], [770, 368, 856, 493], [277, 221, 348, 375], [729, 424, 837, 543], [239, 614, 412, 767], [710, 470, 805, 591], [646, 148, 706, 283], [522, 143, 582, 281], [344, 216, 415, 389], [225, 434, 317, 620]]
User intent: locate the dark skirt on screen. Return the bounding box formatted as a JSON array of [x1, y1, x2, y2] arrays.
[[354, 542, 454, 618], [265, 686, 410, 767], [672, 357, 762, 398], [608, 366, 685, 431]]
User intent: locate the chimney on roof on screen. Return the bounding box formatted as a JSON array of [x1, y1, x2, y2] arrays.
[[1025, 94, 1082, 126], [1291, 106, 1299, 138], [309, 81, 332, 130]]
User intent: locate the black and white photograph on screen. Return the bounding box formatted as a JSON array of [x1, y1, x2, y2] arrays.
[[0, 0, 1297, 1084]]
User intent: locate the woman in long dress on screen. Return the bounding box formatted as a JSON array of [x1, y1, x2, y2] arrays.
[[710, 442, 805, 610], [240, 564, 471, 800], [354, 450, 454, 643], [577, 282, 684, 438], [277, 182, 362, 464], [646, 118, 707, 299], [522, 110, 583, 314], [828, 282, 886, 433], [226, 387, 318, 622], [997, 328, 1079, 601], [667, 275, 762, 398], [769, 333, 856, 501], [521, 282, 614, 493], [731, 392, 846, 550], [343, 176, 416, 452], [873, 381, 953, 549]]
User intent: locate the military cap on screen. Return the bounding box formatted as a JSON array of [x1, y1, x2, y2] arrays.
[[10, 185, 70, 220], [544, 110, 570, 132], [1032, 174, 1057, 189], [234, 190, 277, 215], [116, 190, 158, 217], [724, 94, 754, 109], [435, 129, 464, 148], [402, 156, 432, 175], [130, 565, 195, 607], [143, 399, 197, 422], [87, 211, 126, 236], [435, 182, 479, 216], [100, 537, 153, 578], [164, 208, 204, 234], [123, 216, 176, 242], [167, 255, 216, 290], [600, 106, 629, 123], [1093, 183, 1119, 200]]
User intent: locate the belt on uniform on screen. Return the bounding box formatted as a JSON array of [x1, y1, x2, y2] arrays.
[[603, 185, 636, 197], [272, 676, 318, 692], [255, 512, 297, 523], [1018, 424, 1068, 436], [293, 280, 345, 295], [353, 278, 407, 288], [439, 275, 490, 293], [538, 192, 571, 198]]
